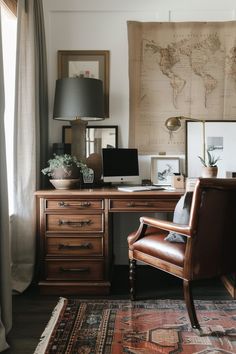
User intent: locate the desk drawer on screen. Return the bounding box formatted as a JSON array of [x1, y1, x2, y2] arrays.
[[45, 260, 104, 280], [46, 199, 103, 210], [46, 237, 103, 256], [46, 214, 103, 232], [109, 198, 177, 212]]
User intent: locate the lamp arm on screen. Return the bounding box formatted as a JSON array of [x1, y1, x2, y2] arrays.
[[165, 116, 206, 160], [179, 116, 205, 123], [202, 120, 206, 161]]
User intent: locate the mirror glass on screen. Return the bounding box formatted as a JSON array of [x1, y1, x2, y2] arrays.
[[62, 125, 118, 157], [86, 125, 118, 157]]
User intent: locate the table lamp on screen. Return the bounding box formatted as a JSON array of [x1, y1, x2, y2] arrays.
[[53, 77, 105, 161], [165, 116, 206, 161]]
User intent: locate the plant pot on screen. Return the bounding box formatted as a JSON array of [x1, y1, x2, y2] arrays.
[[50, 179, 80, 190], [201, 166, 218, 178], [51, 166, 80, 179]]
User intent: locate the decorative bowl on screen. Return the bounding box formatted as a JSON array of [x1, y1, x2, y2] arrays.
[[50, 179, 80, 190]]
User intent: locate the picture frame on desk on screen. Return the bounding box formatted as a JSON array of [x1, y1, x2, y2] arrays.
[[186, 120, 236, 178], [58, 50, 110, 117], [151, 157, 180, 185]]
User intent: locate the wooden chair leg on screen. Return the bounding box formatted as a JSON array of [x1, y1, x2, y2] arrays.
[[183, 279, 200, 329], [129, 259, 136, 301]]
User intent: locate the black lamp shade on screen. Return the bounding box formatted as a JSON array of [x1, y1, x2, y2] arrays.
[[53, 77, 105, 121]]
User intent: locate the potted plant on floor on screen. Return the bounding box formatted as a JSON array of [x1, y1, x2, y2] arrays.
[[41, 153, 89, 189], [198, 150, 220, 178]]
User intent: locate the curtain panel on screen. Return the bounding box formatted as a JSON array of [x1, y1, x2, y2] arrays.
[[127, 21, 236, 155], [34, 0, 48, 189], [11, 0, 48, 292], [0, 7, 12, 352]]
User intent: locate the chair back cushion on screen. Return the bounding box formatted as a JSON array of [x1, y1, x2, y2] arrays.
[[164, 192, 193, 243]]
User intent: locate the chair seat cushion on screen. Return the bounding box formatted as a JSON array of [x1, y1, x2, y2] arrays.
[[129, 227, 186, 267]]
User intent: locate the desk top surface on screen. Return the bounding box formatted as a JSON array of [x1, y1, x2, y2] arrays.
[[35, 187, 185, 198]]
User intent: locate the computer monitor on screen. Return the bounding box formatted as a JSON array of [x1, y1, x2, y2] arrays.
[[102, 148, 139, 184]]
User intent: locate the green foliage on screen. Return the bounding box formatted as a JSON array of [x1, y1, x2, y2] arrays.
[[41, 154, 88, 177], [198, 150, 220, 167]]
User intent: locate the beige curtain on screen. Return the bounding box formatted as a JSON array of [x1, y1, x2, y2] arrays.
[[11, 0, 48, 292], [0, 7, 12, 352]]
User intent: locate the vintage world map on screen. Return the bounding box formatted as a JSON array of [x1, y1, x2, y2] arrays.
[[128, 21, 236, 154]]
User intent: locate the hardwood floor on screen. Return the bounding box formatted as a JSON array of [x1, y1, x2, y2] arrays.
[[5, 266, 232, 354]]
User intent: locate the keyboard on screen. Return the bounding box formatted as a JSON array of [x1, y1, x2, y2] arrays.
[[117, 185, 165, 192]]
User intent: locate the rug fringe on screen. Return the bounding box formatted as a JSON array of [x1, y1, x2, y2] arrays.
[[33, 297, 66, 354]]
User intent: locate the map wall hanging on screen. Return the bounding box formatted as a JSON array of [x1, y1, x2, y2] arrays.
[[128, 21, 236, 154]]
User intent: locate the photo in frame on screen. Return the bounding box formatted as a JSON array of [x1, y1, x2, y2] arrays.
[[58, 50, 110, 117], [151, 157, 180, 185], [186, 121, 236, 178]]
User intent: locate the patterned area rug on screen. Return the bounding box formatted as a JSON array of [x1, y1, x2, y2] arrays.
[[34, 298, 236, 353]]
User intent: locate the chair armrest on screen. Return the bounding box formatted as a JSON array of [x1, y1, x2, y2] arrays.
[[128, 216, 191, 247], [140, 216, 191, 237]]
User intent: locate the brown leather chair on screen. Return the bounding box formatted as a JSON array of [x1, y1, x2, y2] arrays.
[[127, 178, 236, 329]]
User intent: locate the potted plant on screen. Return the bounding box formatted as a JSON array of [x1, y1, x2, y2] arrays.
[[198, 150, 220, 178], [41, 153, 89, 189]]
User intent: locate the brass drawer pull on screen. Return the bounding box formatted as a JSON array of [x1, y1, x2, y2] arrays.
[[58, 201, 69, 207], [58, 219, 91, 227], [60, 267, 90, 273], [58, 242, 92, 250], [58, 201, 91, 208], [79, 202, 91, 207], [127, 202, 152, 207]]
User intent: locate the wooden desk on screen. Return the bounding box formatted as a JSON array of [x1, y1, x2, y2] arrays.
[[35, 188, 184, 295]]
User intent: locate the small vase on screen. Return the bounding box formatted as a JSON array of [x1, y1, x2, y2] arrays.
[[201, 166, 218, 178]]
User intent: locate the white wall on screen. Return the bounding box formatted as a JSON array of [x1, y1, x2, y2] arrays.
[[43, 0, 236, 150], [43, 0, 236, 264]]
